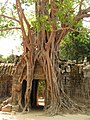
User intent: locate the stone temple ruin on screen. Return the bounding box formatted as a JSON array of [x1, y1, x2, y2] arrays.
[[0, 63, 14, 98], [0, 56, 90, 112], [61, 62, 90, 105], [12, 56, 46, 110]]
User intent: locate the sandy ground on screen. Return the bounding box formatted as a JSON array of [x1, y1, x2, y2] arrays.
[[0, 110, 90, 120]]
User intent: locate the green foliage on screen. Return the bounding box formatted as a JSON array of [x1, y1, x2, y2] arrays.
[[0, 16, 16, 36], [1, 6, 5, 13], [31, 15, 52, 31], [38, 81, 45, 97], [0, 54, 4, 62], [21, 0, 36, 4], [0, 54, 19, 63], [0, 0, 90, 45], [0, 54, 7, 63], [0, 1, 20, 36], [0, 54, 3, 59], [60, 27, 90, 63], [6, 54, 16, 63], [54, 0, 75, 27], [13, 4, 16, 10], [0, 0, 89, 34]]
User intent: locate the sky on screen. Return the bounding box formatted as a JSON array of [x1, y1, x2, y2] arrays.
[[0, 0, 34, 58], [0, 36, 23, 58]]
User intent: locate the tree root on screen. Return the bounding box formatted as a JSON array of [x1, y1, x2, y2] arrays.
[[44, 94, 83, 116]]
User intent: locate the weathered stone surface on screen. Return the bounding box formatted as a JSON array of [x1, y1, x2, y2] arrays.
[[0, 59, 90, 109], [0, 63, 13, 98], [3, 97, 12, 105], [2, 104, 12, 112], [12, 105, 19, 112], [0, 75, 12, 98], [83, 65, 90, 78]]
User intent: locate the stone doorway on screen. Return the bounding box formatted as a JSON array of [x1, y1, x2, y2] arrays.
[[21, 80, 27, 107], [21, 79, 46, 110], [30, 79, 46, 109]]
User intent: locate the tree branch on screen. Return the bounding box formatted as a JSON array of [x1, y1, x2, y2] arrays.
[[55, 29, 68, 49], [0, 14, 20, 23], [70, 7, 90, 26], [16, 0, 32, 53], [0, 27, 21, 31], [79, 0, 84, 13], [45, 0, 55, 51], [17, 0, 30, 28], [55, 27, 90, 33], [55, 27, 72, 32], [78, 7, 90, 19], [16, 0, 26, 36], [16, 0, 28, 53], [17, 0, 32, 44], [82, 7, 90, 14], [74, 14, 90, 22]]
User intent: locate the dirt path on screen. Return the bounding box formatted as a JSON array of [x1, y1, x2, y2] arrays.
[[0, 111, 90, 120]]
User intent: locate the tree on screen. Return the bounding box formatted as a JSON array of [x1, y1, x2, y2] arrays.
[[60, 27, 90, 63], [0, 54, 4, 62], [0, 0, 90, 115], [0, 54, 7, 63], [6, 54, 16, 63]]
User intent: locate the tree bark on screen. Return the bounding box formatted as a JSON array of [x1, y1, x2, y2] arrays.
[[12, 0, 90, 115]]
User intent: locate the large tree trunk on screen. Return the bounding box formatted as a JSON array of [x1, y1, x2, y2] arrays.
[[14, 0, 83, 115], [0, 0, 90, 115]]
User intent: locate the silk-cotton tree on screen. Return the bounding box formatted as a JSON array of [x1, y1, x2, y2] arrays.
[[0, 0, 90, 115]]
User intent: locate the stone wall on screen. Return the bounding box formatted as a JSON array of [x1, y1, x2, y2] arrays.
[[0, 60, 90, 106], [82, 65, 90, 104], [0, 75, 13, 98], [61, 62, 90, 104], [12, 57, 46, 104], [0, 63, 14, 98]]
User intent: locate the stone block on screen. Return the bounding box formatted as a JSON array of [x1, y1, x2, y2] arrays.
[[12, 105, 19, 112], [2, 104, 12, 112]]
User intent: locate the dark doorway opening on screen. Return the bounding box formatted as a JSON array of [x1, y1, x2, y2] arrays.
[[30, 80, 38, 109], [21, 80, 27, 107], [30, 80, 45, 110]]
